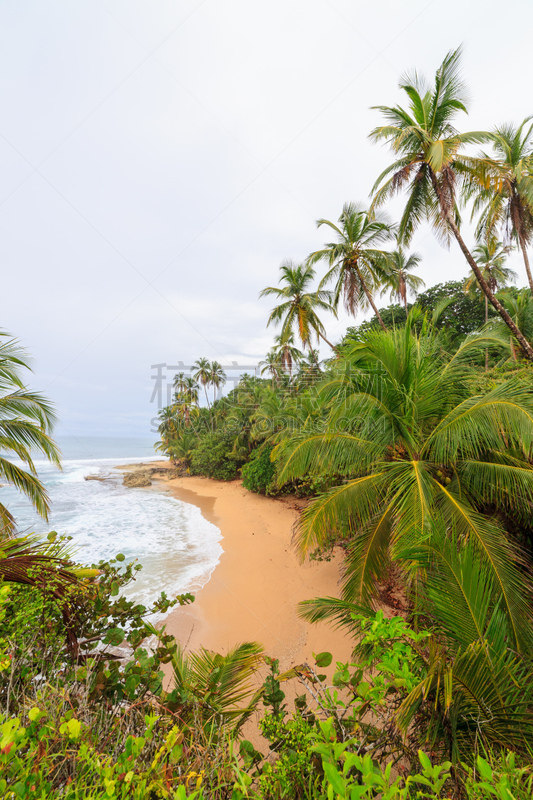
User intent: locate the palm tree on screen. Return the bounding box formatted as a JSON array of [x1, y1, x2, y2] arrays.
[[465, 117, 533, 292], [498, 288, 533, 361], [0, 332, 61, 536], [308, 203, 394, 331], [273, 324, 533, 653], [381, 248, 424, 311], [301, 524, 533, 760], [259, 260, 337, 350], [209, 361, 226, 405], [250, 387, 287, 444], [173, 371, 188, 397], [193, 358, 212, 410], [259, 351, 283, 386], [369, 47, 533, 360], [156, 406, 179, 450], [168, 641, 264, 736], [272, 333, 303, 377], [298, 348, 323, 386], [166, 431, 198, 466], [0, 533, 98, 654], [181, 376, 199, 405], [464, 240, 516, 368]]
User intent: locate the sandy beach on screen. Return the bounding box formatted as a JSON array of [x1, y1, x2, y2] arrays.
[[128, 462, 354, 671]]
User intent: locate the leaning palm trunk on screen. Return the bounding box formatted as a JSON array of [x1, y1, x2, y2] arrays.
[[318, 331, 338, 351], [518, 232, 533, 294], [358, 268, 387, 331], [485, 295, 489, 370], [443, 210, 533, 360]]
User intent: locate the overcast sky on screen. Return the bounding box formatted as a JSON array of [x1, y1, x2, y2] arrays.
[[1, 0, 532, 437]]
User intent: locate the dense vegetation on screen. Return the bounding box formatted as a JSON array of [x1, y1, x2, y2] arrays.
[[3, 47, 533, 797]]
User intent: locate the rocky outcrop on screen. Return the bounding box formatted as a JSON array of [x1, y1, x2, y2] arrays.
[[122, 470, 152, 488], [84, 474, 109, 482]]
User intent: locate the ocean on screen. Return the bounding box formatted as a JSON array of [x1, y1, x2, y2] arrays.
[[0, 436, 222, 610]]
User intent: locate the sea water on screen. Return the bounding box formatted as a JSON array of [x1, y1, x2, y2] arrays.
[[0, 436, 222, 611]]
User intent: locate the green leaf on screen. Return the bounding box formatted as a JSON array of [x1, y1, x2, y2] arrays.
[[476, 756, 493, 782], [418, 749, 432, 772], [322, 760, 346, 797], [314, 651, 333, 668], [103, 628, 125, 646]]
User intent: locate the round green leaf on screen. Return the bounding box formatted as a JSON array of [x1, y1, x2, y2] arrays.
[[314, 651, 332, 668]]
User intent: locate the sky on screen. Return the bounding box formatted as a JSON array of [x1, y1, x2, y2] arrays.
[[1, 0, 532, 437]]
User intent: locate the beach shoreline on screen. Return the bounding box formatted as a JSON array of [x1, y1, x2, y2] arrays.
[[122, 461, 354, 671]]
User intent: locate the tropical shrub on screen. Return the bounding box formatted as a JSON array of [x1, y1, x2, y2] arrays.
[[241, 447, 275, 494], [190, 431, 243, 481]]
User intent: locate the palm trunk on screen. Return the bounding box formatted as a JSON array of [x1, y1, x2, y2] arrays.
[[358, 270, 387, 331], [518, 233, 533, 294], [204, 385, 215, 432], [400, 275, 408, 312], [318, 331, 338, 352], [485, 294, 489, 372], [444, 211, 533, 361]]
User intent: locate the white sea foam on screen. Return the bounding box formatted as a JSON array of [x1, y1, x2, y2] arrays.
[[1, 444, 222, 613]]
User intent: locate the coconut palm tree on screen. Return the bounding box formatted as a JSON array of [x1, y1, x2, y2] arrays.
[[497, 288, 533, 361], [165, 431, 198, 466], [169, 641, 264, 736], [0, 331, 61, 536], [173, 371, 188, 397], [250, 386, 287, 444], [381, 248, 425, 311], [181, 376, 199, 405], [193, 358, 212, 410], [274, 323, 533, 653], [173, 397, 199, 428], [369, 47, 533, 360], [465, 117, 533, 292], [463, 240, 516, 368], [259, 351, 283, 387], [260, 260, 337, 350], [272, 333, 303, 377], [209, 361, 226, 405], [300, 523, 533, 761], [157, 406, 179, 447], [308, 203, 394, 331], [298, 348, 323, 386]]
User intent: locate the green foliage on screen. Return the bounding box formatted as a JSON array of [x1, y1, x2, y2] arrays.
[[241, 446, 275, 494], [275, 324, 533, 654], [3, 578, 533, 799], [0, 712, 197, 799], [417, 280, 491, 343], [190, 430, 243, 481], [345, 303, 408, 339], [345, 281, 491, 350], [165, 641, 264, 735]]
